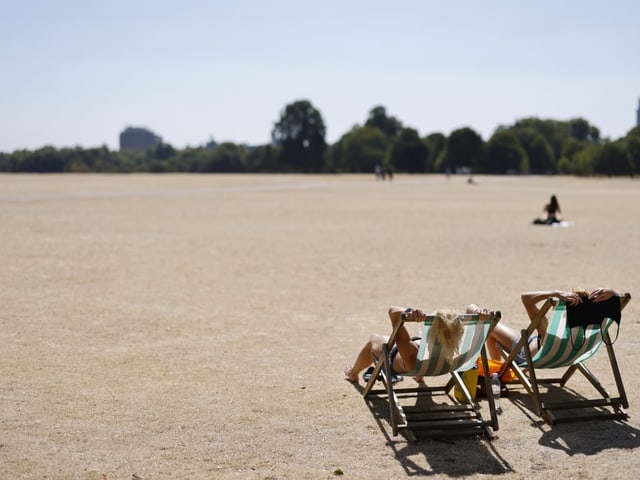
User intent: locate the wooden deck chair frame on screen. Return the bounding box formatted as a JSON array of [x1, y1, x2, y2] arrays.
[[498, 293, 631, 425], [362, 312, 501, 442]]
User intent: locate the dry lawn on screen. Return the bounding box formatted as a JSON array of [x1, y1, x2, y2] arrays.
[[1, 173, 639, 480]]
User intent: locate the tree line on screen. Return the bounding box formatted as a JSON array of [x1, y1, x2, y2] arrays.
[[2, 100, 639, 176]]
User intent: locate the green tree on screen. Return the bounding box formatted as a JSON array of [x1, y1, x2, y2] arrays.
[[483, 130, 527, 173], [626, 126, 640, 138], [365, 105, 402, 138], [246, 144, 281, 172], [151, 143, 177, 160], [424, 133, 446, 172], [592, 141, 632, 176], [444, 127, 483, 172], [509, 127, 553, 173], [527, 134, 555, 174], [569, 144, 598, 175], [624, 126, 640, 175], [272, 99, 327, 172], [67, 145, 115, 172], [569, 117, 600, 143], [326, 134, 346, 173], [202, 143, 246, 172], [562, 138, 584, 159], [0, 153, 10, 171], [513, 117, 566, 160], [569, 118, 590, 141], [108, 150, 137, 172], [341, 126, 389, 173], [165, 147, 199, 172], [17, 146, 66, 172], [389, 128, 429, 173]]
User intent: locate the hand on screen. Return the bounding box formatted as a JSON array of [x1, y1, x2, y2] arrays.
[[555, 290, 583, 306], [473, 307, 493, 320], [403, 308, 426, 322], [589, 288, 616, 303]]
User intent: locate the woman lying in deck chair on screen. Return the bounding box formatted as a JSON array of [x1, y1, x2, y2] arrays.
[[486, 287, 621, 365], [344, 304, 495, 384]]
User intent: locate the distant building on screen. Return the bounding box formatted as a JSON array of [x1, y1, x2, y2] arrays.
[[119, 126, 162, 151]]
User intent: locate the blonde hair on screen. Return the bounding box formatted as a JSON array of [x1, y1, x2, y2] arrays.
[[428, 309, 464, 363], [573, 288, 590, 300]]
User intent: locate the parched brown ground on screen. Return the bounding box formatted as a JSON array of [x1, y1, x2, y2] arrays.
[[1, 173, 639, 480]]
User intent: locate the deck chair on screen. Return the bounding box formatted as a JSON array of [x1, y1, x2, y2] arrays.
[[498, 293, 631, 425], [362, 311, 501, 442]]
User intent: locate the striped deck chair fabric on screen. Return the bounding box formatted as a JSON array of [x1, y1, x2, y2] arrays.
[[500, 293, 631, 425], [525, 300, 616, 369], [363, 311, 501, 442], [405, 315, 494, 376]]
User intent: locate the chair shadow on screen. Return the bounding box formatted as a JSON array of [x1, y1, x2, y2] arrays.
[[506, 386, 640, 455], [357, 381, 514, 476]]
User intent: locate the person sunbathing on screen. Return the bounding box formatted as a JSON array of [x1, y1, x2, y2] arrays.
[[344, 304, 495, 384], [486, 288, 620, 365], [533, 194, 562, 225]]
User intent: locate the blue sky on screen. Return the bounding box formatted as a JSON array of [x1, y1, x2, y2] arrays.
[[2, 0, 639, 152]]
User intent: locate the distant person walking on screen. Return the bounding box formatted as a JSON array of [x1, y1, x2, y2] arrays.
[[385, 168, 393, 181], [533, 194, 562, 225]]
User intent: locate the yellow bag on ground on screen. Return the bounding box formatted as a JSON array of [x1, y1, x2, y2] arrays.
[[454, 366, 479, 402]]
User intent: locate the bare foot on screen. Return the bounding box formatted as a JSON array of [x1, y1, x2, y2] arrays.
[[344, 365, 359, 383]]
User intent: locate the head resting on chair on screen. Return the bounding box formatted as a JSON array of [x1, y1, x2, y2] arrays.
[[428, 309, 464, 363]]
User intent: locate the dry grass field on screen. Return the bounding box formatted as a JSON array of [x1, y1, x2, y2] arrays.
[[1, 173, 639, 480]]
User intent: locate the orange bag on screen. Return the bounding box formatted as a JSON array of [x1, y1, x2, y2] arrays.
[[475, 358, 516, 382]]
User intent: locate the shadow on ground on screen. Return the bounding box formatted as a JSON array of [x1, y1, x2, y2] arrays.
[[360, 386, 513, 477], [359, 380, 640, 476], [506, 388, 640, 455]]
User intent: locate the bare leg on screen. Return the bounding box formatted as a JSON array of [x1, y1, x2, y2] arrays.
[[344, 333, 387, 383], [466, 304, 518, 359], [486, 323, 520, 359], [388, 307, 419, 373], [345, 306, 420, 382]]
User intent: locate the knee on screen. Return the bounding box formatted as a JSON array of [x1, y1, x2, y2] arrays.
[[369, 333, 384, 348], [368, 334, 385, 358]]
